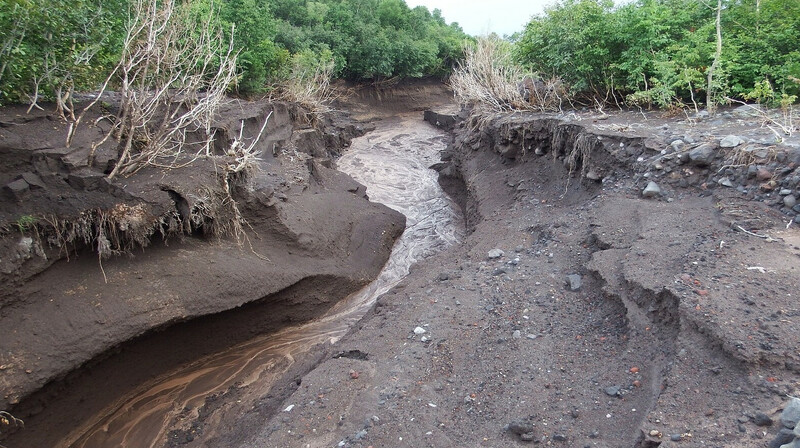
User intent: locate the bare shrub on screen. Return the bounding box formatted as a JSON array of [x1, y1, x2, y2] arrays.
[[450, 36, 526, 112], [80, 0, 240, 179], [279, 50, 337, 116], [450, 36, 567, 113]]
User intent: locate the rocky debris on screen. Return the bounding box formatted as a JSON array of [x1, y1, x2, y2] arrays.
[[754, 412, 774, 427], [782, 398, 800, 429], [604, 385, 621, 397], [689, 143, 717, 166], [642, 181, 662, 198], [488, 248, 504, 259], [718, 177, 734, 187], [565, 274, 582, 291], [720, 135, 745, 148], [771, 429, 796, 448], [506, 421, 536, 442]]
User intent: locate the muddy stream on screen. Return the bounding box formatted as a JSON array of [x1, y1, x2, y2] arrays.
[[61, 114, 464, 447]]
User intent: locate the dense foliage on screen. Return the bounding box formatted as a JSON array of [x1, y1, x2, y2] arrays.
[[514, 0, 800, 107], [0, 0, 469, 104], [269, 0, 467, 79]]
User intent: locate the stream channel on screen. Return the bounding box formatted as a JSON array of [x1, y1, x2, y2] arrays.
[[61, 114, 465, 447]]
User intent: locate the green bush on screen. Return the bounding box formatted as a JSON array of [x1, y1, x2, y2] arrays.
[[514, 0, 800, 107]]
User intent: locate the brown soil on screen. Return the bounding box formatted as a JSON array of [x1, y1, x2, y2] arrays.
[[2, 81, 800, 448]]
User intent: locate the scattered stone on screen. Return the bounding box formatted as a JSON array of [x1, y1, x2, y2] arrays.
[[670, 434, 683, 441], [413, 327, 427, 335], [553, 434, 567, 441], [586, 170, 601, 181], [649, 429, 662, 437], [437, 273, 449, 281], [565, 274, 582, 291], [757, 168, 773, 181], [570, 409, 580, 418], [526, 334, 538, 340], [283, 404, 295, 412], [488, 249, 504, 259], [718, 177, 734, 187], [753, 412, 773, 427], [671, 140, 685, 152], [720, 135, 745, 148], [780, 397, 800, 429], [769, 429, 795, 448], [780, 189, 793, 196], [604, 385, 621, 397], [642, 181, 662, 198], [349, 369, 360, 379], [784, 195, 797, 209], [767, 428, 795, 448], [689, 143, 717, 166], [512, 330, 522, 339]]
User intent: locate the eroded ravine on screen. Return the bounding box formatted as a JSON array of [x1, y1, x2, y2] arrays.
[[59, 114, 464, 447]]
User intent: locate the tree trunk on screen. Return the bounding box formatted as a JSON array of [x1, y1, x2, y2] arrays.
[[706, 0, 722, 113]]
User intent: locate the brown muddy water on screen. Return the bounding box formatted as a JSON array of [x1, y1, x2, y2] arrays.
[[59, 114, 464, 447]]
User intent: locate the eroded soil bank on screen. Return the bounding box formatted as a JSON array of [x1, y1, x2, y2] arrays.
[[0, 91, 408, 446], [2, 80, 800, 448], [244, 107, 800, 448]]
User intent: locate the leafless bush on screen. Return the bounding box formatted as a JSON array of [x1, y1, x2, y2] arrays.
[[280, 55, 336, 116], [450, 36, 526, 112], [725, 96, 798, 141], [450, 36, 567, 113], [81, 0, 240, 179]]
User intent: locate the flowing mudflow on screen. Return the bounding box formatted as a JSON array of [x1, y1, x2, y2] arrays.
[[62, 114, 464, 447]]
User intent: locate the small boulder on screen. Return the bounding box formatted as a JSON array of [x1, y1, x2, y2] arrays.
[[768, 428, 795, 448], [604, 385, 621, 397], [720, 135, 745, 148], [689, 143, 717, 166], [784, 195, 797, 209], [753, 412, 773, 427], [780, 397, 800, 429], [565, 274, 582, 291], [718, 177, 734, 188], [642, 181, 662, 198], [757, 168, 773, 181], [488, 248, 504, 259]]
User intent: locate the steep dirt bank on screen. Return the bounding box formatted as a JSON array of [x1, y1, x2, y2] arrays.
[[0, 96, 404, 445], [248, 108, 800, 447]]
